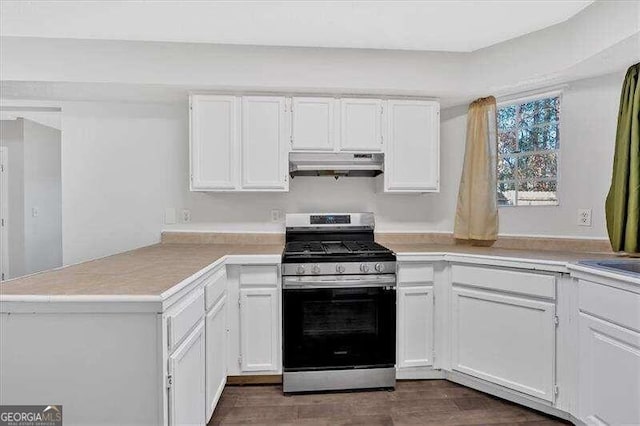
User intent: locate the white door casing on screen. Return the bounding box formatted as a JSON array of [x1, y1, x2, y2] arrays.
[[0, 147, 7, 280]]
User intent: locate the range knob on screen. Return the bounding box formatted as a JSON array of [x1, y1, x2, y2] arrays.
[[375, 263, 385, 272], [296, 265, 306, 275], [336, 264, 345, 273], [312, 264, 321, 274], [360, 264, 370, 273]]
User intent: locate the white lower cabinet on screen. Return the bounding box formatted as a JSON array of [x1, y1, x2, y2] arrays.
[[168, 320, 206, 426], [578, 313, 640, 425], [577, 279, 640, 425], [239, 287, 280, 372], [397, 286, 434, 368], [451, 286, 556, 402], [205, 295, 227, 421]]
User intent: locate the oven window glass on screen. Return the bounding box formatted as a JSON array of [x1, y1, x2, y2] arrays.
[[283, 286, 395, 371]]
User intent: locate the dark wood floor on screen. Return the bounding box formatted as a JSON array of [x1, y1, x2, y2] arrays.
[[208, 380, 570, 425]]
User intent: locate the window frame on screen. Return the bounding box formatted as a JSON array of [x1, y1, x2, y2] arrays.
[[496, 90, 562, 208]]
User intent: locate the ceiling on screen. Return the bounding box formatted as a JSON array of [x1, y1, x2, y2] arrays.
[[0, 1, 594, 52]]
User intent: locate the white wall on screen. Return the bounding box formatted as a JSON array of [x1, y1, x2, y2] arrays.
[[5, 72, 621, 269], [497, 72, 622, 238], [0, 119, 25, 277], [22, 119, 62, 274], [172, 72, 622, 239], [61, 101, 187, 265]]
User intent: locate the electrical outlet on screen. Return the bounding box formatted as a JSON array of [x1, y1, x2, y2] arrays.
[[32, 207, 39, 217], [577, 208, 592, 227], [182, 209, 192, 223], [270, 209, 282, 222]]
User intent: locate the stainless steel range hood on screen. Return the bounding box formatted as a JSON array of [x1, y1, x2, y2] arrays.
[[289, 152, 384, 178]]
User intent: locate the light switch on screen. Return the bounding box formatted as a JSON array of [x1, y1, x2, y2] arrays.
[[32, 207, 39, 217]]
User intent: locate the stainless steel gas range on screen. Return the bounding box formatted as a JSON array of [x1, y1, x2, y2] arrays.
[[281, 213, 396, 393]]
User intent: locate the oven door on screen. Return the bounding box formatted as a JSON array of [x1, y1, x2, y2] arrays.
[[283, 274, 396, 372]]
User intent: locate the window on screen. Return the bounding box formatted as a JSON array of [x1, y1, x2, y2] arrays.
[[497, 95, 560, 206]]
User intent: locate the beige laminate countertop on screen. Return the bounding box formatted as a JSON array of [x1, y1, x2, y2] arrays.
[[0, 243, 283, 296], [0, 242, 618, 297], [385, 243, 618, 263]]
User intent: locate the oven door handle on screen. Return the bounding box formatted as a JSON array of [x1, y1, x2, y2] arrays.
[[283, 275, 396, 289]]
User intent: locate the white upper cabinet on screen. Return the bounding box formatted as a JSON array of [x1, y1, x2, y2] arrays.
[[291, 97, 335, 151], [189, 93, 440, 192], [384, 100, 439, 192], [339, 98, 384, 152], [190, 95, 238, 190], [241, 96, 289, 191]]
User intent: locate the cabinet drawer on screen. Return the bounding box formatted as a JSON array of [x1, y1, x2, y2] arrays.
[[205, 267, 227, 310], [579, 279, 640, 331], [451, 265, 555, 299], [398, 263, 434, 284], [240, 265, 278, 287], [168, 290, 205, 352]]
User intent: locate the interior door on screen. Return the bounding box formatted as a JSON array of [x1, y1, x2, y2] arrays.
[[241, 96, 289, 190], [385, 100, 439, 192], [239, 287, 280, 372], [451, 287, 556, 401], [291, 97, 335, 151], [205, 295, 227, 421], [339, 98, 383, 152], [168, 321, 205, 426], [190, 95, 238, 190]]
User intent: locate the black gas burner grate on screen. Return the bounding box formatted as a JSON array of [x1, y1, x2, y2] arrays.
[[285, 240, 392, 256]]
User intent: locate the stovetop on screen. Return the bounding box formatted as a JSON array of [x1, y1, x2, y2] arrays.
[[282, 239, 396, 264], [285, 240, 391, 255]]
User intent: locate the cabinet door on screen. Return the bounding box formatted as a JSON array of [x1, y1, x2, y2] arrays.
[[239, 287, 279, 372], [451, 287, 556, 401], [339, 98, 383, 152], [241, 96, 289, 190], [205, 295, 227, 422], [168, 320, 205, 426], [385, 100, 439, 192], [291, 97, 335, 151], [398, 286, 434, 368], [190, 95, 238, 190], [579, 313, 640, 425]]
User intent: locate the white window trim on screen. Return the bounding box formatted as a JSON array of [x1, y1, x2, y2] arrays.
[[497, 91, 562, 208]]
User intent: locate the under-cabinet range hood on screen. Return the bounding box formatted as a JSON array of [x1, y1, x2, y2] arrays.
[[289, 152, 384, 178]]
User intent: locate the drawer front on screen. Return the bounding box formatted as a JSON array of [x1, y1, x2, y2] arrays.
[[579, 279, 640, 331], [398, 263, 434, 285], [205, 267, 227, 310], [451, 264, 555, 299], [168, 290, 205, 351], [240, 265, 278, 287]]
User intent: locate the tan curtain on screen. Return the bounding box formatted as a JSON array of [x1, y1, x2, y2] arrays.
[[454, 96, 499, 243]]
